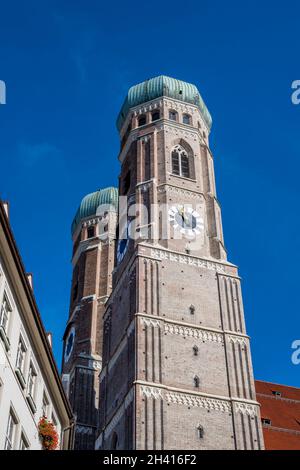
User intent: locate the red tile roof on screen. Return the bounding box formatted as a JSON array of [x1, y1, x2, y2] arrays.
[[255, 380, 300, 450]]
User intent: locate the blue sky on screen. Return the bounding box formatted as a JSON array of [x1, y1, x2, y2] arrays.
[[0, 0, 300, 386]]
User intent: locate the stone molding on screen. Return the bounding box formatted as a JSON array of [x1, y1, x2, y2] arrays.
[[233, 402, 258, 417], [164, 322, 223, 343], [76, 425, 94, 435], [139, 314, 248, 342], [140, 316, 223, 344], [149, 246, 227, 273], [157, 122, 199, 141], [140, 384, 259, 417], [140, 384, 230, 413], [227, 335, 247, 346], [157, 184, 205, 200]]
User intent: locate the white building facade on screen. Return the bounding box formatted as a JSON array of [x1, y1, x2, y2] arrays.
[[0, 201, 74, 450]]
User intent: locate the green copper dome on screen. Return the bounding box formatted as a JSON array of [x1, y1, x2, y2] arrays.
[[117, 75, 212, 131], [71, 187, 118, 235]]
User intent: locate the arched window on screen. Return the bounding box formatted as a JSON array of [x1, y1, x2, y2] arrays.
[[169, 110, 178, 121], [197, 425, 204, 439], [183, 113, 191, 125], [171, 145, 190, 178], [87, 226, 95, 239], [193, 345, 199, 356], [151, 111, 160, 121], [111, 432, 118, 450], [193, 375, 200, 388], [138, 115, 146, 126]]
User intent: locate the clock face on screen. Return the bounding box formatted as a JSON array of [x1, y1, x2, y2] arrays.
[[64, 326, 75, 363], [168, 205, 204, 238], [116, 222, 131, 264]]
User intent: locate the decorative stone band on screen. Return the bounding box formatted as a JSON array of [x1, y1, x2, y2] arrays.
[[82, 217, 102, 229], [164, 322, 223, 344], [227, 335, 247, 346], [149, 247, 227, 274], [233, 402, 259, 417], [140, 385, 230, 413], [136, 177, 156, 193], [80, 294, 97, 303], [140, 315, 248, 345], [76, 424, 94, 435], [157, 183, 206, 200], [157, 123, 199, 142], [166, 391, 231, 413], [139, 384, 259, 417], [132, 98, 163, 117], [98, 294, 109, 305]]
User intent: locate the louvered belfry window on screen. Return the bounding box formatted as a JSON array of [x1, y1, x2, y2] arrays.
[[171, 145, 190, 178]]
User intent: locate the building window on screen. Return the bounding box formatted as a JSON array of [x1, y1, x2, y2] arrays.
[[123, 171, 131, 194], [271, 390, 282, 397], [138, 115, 146, 126], [193, 375, 200, 388], [193, 345, 199, 356], [169, 110, 177, 121], [262, 418, 271, 426], [151, 111, 160, 121], [27, 363, 37, 401], [51, 413, 57, 427], [0, 293, 11, 333], [87, 226, 95, 239], [171, 145, 190, 178], [16, 336, 26, 376], [5, 409, 18, 450], [19, 432, 29, 450], [72, 281, 78, 301], [42, 392, 50, 417], [197, 424, 204, 439], [183, 113, 191, 125]]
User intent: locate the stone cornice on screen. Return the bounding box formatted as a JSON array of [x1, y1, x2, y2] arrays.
[[139, 243, 236, 272], [118, 117, 207, 164], [137, 381, 260, 415]]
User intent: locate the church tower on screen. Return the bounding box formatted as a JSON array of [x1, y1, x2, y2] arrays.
[[96, 75, 264, 450], [61, 187, 118, 449]]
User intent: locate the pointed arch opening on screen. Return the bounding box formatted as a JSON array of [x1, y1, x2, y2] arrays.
[[111, 432, 119, 450], [197, 424, 204, 439], [193, 375, 200, 388], [171, 140, 195, 179]]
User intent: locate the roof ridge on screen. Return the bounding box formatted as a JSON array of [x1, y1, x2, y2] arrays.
[[256, 379, 300, 391]]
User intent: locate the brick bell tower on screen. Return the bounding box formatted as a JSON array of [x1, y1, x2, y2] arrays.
[[96, 75, 264, 450], [61, 187, 118, 449]]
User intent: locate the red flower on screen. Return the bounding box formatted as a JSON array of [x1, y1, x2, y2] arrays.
[[38, 417, 59, 450]]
